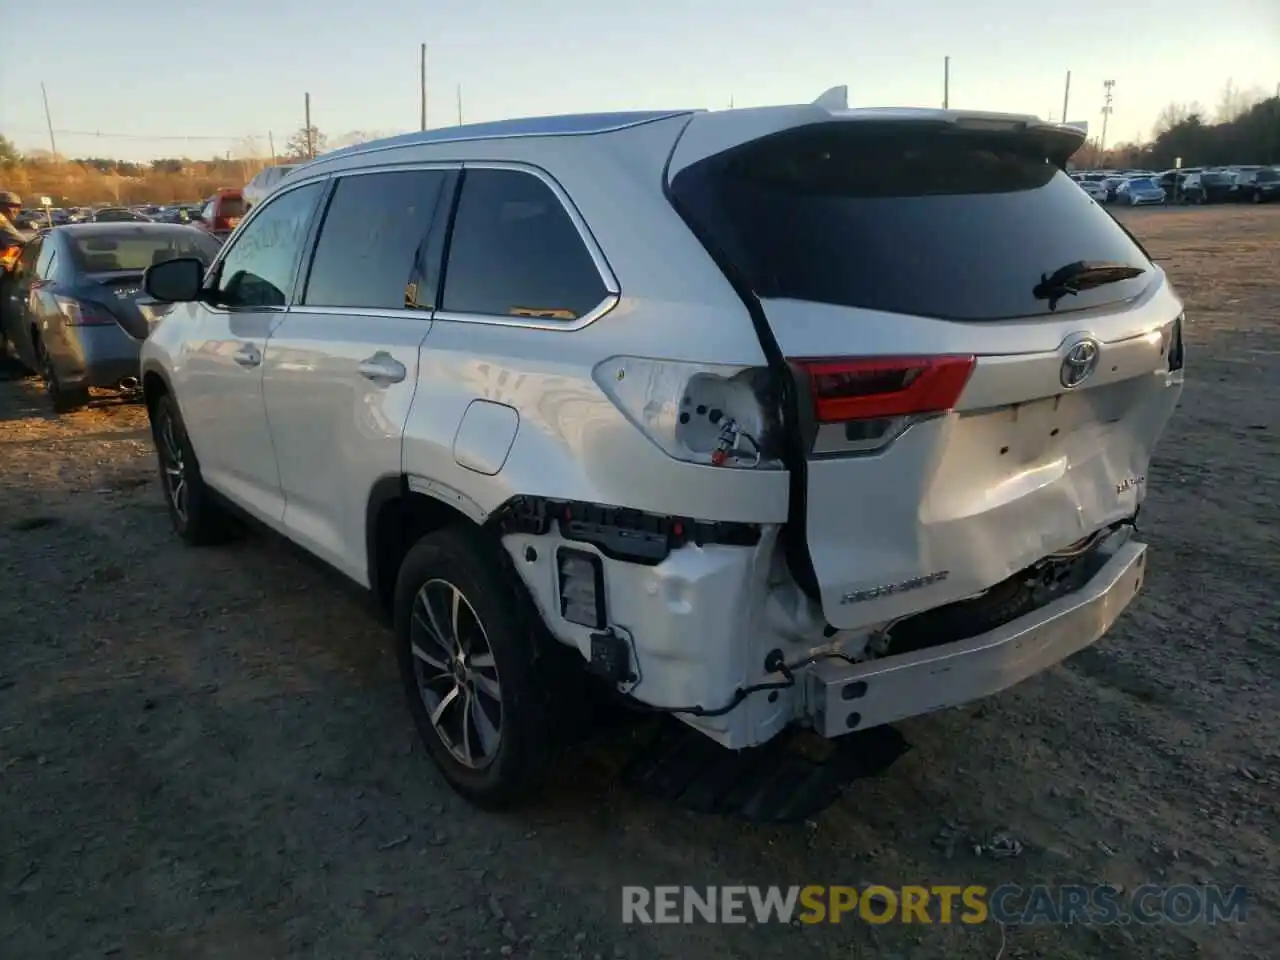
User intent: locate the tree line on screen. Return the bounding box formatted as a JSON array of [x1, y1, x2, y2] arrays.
[[0, 125, 383, 206], [1085, 83, 1279, 170]]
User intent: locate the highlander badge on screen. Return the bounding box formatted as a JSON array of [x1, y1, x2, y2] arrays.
[[841, 571, 950, 605]]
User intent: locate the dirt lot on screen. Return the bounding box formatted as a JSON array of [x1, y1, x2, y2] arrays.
[[2, 206, 1278, 960]]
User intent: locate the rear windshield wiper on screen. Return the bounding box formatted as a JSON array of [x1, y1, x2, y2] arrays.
[[1033, 260, 1146, 310]]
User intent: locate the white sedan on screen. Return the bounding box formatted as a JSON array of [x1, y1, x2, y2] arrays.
[[1077, 180, 1108, 201]]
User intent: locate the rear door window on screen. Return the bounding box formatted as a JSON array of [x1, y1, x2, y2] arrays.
[[302, 169, 454, 311], [670, 124, 1155, 321], [441, 168, 607, 321]]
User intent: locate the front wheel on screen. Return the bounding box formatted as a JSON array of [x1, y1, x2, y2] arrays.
[[394, 527, 551, 809], [150, 393, 234, 545]]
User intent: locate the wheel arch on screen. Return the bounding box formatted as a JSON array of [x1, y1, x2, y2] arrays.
[[140, 360, 173, 416], [366, 475, 488, 620]]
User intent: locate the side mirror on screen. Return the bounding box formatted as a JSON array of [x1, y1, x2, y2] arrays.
[[144, 257, 205, 302]]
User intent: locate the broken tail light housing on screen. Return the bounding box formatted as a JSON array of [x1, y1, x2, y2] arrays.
[[557, 548, 606, 629], [592, 356, 783, 469], [792, 354, 975, 455], [1167, 314, 1184, 372]]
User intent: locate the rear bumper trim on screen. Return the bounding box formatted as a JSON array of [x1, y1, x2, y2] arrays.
[[808, 539, 1147, 737]]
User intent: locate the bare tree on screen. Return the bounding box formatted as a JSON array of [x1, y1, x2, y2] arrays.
[[0, 133, 20, 165], [285, 126, 327, 159], [1214, 79, 1267, 123], [1152, 101, 1207, 138]]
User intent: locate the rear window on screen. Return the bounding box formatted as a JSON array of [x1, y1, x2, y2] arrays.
[[1257, 170, 1279, 183], [217, 195, 246, 217], [70, 230, 221, 273], [670, 124, 1154, 321]]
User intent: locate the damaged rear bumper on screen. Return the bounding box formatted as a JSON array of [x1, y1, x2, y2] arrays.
[[807, 538, 1148, 737]]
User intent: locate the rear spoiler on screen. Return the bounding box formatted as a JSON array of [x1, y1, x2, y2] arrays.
[[671, 91, 1091, 178]]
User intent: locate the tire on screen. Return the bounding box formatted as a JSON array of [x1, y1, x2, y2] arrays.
[[149, 392, 234, 545], [35, 335, 89, 413], [394, 527, 551, 809], [1253, 189, 1263, 204]]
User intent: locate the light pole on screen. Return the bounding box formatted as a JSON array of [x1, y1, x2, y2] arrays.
[[1100, 80, 1115, 161]]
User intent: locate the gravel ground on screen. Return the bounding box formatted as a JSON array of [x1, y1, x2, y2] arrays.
[[2, 206, 1277, 960]]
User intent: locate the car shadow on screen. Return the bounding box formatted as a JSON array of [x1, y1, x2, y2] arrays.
[[0, 368, 144, 424]]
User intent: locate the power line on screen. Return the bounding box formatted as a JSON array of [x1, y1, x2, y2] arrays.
[[3, 126, 268, 142]]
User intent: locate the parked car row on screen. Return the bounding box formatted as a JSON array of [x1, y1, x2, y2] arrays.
[[1071, 165, 1280, 205]]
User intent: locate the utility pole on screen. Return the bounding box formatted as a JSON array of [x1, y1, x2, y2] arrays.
[[456, 84, 463, 126], [1100, 79, 1115, 159], [268, 130, 276, 164], [40, 81, 58, 156], [1062, 70, 1071, 123], [305, 92, 313, 158], [943, 56, 950, 109], [729, 95, 734, 109], [420, 44, 428, 131]]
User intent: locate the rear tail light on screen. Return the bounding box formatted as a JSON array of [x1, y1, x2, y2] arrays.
[[214, 216, 233, 231], [557, 548, 606, 628], [792, 355, 975, 455], [53, 295, 118, 327]]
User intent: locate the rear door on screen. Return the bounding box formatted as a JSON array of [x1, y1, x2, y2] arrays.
[[262, 166, 455, 584], [668, 113, 1184, 629]]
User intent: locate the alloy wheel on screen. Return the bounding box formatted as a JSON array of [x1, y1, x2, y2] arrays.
[[158, 412, 188, 523], [410, 579, 503, 769]]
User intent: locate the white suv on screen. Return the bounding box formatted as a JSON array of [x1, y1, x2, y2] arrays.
[[138, 91, 1184, 808], [241, 163, 300, 210]]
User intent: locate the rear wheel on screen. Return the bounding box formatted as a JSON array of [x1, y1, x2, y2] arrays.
[[36, 335, 89, 413], [394, 527, 551, 809], [150, 393, 234, 545]]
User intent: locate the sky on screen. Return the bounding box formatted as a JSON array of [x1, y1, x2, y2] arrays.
[[2, 0, 1277, 162]]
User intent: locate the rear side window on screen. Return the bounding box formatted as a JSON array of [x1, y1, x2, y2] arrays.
[[441, 168, 607, 320], [303, 169, 452, 310], [671, 124, 1155, 321], [35, 240, 57, 278]]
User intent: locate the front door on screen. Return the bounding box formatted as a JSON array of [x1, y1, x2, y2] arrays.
[[263, 167, 455, 583], [172, 178, 326, 525]]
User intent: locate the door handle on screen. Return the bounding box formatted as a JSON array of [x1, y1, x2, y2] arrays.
[[357, 352, 406, 384], [234, 344, 261, 368]]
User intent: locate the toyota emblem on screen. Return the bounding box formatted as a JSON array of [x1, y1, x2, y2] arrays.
[[1060, 337, 1101, 388]]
